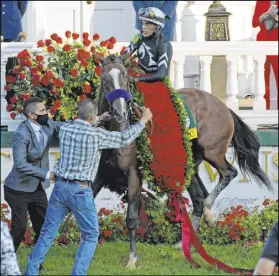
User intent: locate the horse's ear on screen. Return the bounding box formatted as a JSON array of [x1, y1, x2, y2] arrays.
[[120, 52, 131, 62], [93, 51, 105, 64]]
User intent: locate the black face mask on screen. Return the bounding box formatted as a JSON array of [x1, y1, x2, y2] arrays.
[[33, 113, 49, 126]]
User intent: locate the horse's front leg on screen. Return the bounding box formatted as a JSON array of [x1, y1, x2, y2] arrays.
[[125, 165, 142, 269]]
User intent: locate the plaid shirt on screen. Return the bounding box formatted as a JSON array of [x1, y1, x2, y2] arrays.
[[54, 119, 145, 182]]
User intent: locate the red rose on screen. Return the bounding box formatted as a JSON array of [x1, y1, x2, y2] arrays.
[[65, 31, 72, 38], [51, 89, 59, 95], [13, 67, 19, 74], [82, 32, 89, 39], [47, 46, 55, 53], [90, 46, 95, 52], [83, 39, 91, 47], [80, 94, 87, 101], [50, 106, 57, 114], [107, 42, 114, 49], [36, 63, 44, 72], [41, 77, 49, 86], [50, 33, 58, 40], [36, 55, 44, 62], [53, 99, 62, 108], [31, 67, 38, 74], [100, 40, 107, 47], [45, 71, 54, 78], [6, 104, 13, 112], [19, 59, 25, 67], [19, 72, 25, 80], [120, 46, 127, 55], [33, 74, 40, 80], [109, 36, 116, 44], [10, 112, 16, 120], [83, 51, 91, 60], [95, 66, 102, 76], [17, 107, 23, 113], [70, 69, 78, 77], [45, 39, 52, 46], [93, 33, 100, 40], [56, 37, 63, 44], [25, 60, 32, 67], [63, 44, 72, 52], [72, 33, 79, 40], [6, 75, 16, 83], [83, 84, 91, 94], [81, 60, 89, 67], [53, 79, 64, 88], [4, 85, 11, 91], [24, 92, 30, 100], [31, 79, 40, 87], [37, 40, 45, 48]]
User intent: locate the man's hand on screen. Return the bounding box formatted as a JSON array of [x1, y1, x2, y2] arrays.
[[270, 10, 278, 21], [259, 12, 269, 23], [49, 171, 55, 183], [99, 112, 111, 122], [140, 108, 153, 124]]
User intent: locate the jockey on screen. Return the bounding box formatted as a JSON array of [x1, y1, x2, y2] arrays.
[[124, 7, 173, 82]]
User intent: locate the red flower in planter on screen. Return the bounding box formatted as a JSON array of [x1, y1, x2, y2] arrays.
[[6, 104, 13, 112], [10, 112, 16, 120], [83, 83, 91, 94], [45, 39, 52, 46], [72, 33, 79, 40], [83, 39, 91, 47], [36, 63, 44, 72], [19, 72, 25, 80], [47, 46, 55, 53], [45, 71, 54, 78], [53, 100, 62, 108], [4, 85, 11, 91], [6, 75, 16, 83], [81, 60, 89, 67], [10, 97, 17, 104], [107, 42, 114, 49], [41, 77, 50, 86], [36, 55, 44, 62], [93, 33, 100, 41], [120, 46, 126, 55], [50, 33, 58, 41], [82, 32, 89, 39], [103, 230, 113, 237], [70, 69, 78, 77], [108, 36, 116, 44], [65, 31, 72, 38], [95, 66, 102, 76], [53, 79, 64, 88], [100, 40, 107, 47], [80, 95, 87, 101], [37, 40, 45, 48], [50, 106, 57, 114], [63, 44, 72, 52], [56, 36, 63, 44]]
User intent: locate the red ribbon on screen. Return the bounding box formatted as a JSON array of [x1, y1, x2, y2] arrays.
[[168, 192, 254, 275]]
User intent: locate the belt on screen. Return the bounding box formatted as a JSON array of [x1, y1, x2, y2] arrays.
[[59, 177, 92, 187]]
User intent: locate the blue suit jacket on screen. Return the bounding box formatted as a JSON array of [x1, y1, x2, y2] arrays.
[[132, 1, 177, 30], [1, 1, 28, 41]]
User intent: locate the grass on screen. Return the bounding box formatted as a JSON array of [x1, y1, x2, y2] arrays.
[[17, 241, 262, 275]]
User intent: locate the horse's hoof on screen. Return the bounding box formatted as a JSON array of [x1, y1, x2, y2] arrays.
[[125, 253, 137, 269], [203, 207, 216, 227]]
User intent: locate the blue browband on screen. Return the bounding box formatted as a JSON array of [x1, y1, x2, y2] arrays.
[[106, 89, 132, 103]]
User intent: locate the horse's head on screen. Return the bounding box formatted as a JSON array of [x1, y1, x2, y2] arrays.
[[98, 53, 132, 123]]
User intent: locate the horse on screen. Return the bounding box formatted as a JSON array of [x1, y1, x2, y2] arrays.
[[90, 53, 272, 268]]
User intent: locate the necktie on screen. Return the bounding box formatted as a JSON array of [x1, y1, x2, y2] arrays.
[[39, 128, 45, 152]]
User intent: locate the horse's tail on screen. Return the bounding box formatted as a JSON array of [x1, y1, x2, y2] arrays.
[[229, 109, 273, 190]]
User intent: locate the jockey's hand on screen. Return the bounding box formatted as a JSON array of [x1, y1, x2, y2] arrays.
[[99, 112, 111, 122]]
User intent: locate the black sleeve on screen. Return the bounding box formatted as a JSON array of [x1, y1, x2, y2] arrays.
[[260, 221, 278, 265], [139, 40, 172, 83]]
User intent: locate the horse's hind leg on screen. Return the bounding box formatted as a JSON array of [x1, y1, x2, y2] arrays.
[[126, 166, 142, 269], [203, 152, 238, 226]]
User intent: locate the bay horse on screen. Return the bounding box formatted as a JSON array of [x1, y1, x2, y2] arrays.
[[91, 53, 272, 268]]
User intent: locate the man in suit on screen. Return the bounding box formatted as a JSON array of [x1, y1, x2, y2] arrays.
[[132, 1, 178, 41], [4, 97, 59, 252], [1, 0, 28, 42]]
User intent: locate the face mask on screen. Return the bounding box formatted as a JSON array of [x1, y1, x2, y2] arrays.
[[34, 113, 49, 126]]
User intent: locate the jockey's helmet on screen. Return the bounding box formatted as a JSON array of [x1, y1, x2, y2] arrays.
[[138, 7, 168, 29]]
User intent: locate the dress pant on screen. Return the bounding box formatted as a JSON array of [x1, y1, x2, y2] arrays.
[[4, 183, 48, 251]]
